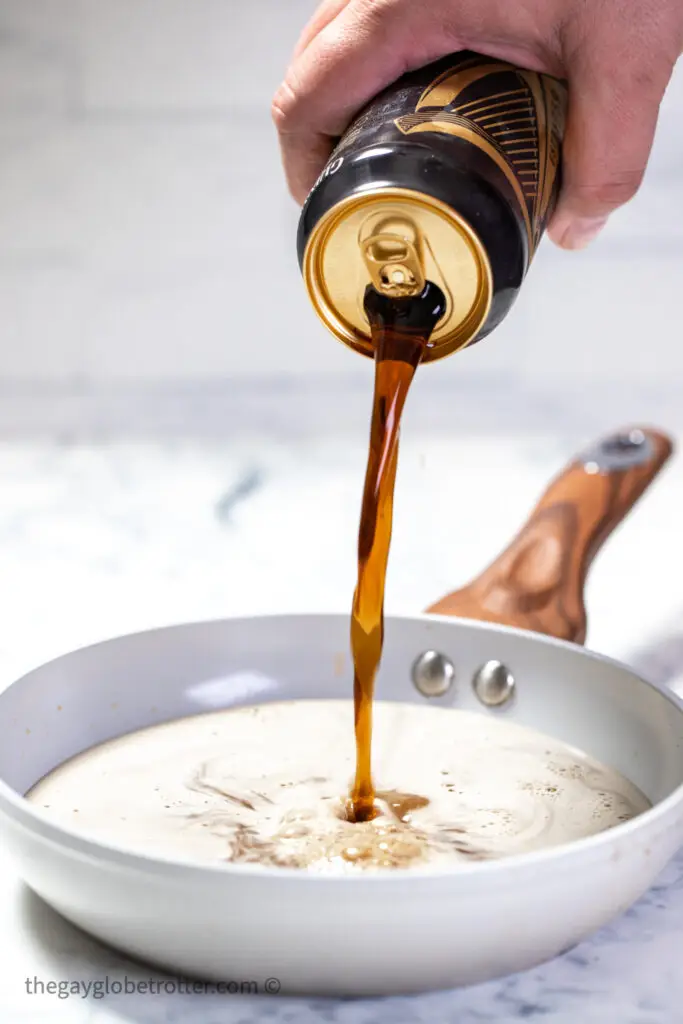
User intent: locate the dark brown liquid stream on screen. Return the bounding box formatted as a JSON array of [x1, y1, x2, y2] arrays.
[[349, 284, 446, 822]]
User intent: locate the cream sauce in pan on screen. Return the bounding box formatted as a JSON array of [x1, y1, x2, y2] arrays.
[[27, 700, 649, 873]]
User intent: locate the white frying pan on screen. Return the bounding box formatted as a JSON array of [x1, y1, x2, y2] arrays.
[[0, 426, 681, 998]]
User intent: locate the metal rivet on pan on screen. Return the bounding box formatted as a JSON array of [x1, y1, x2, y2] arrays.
[[411, 651, 455, 698], [472, 661, 515, 706]]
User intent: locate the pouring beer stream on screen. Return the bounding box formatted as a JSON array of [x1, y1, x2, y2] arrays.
[[297, 51, 568, 821]]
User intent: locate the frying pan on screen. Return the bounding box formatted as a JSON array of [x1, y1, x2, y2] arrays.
[[0, 425, 680, 999]]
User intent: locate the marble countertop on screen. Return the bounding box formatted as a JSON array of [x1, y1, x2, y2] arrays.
[[2, 423, 683, 1024]]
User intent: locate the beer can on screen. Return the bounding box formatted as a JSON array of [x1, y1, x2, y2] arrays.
[[297, 51, 567, 362]]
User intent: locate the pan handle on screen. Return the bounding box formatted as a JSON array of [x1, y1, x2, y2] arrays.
[[425, 427, 674, 644]]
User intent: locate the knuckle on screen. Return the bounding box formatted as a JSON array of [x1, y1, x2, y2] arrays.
[[271, 78, 300, 133]]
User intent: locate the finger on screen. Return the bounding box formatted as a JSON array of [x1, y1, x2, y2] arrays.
[[292, 0, 349, 59], [548, 48, 674, 250], [272, 0, 437, 203]]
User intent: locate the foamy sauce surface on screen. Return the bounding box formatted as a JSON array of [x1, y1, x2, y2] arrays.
[[27, 700, 649, 872]]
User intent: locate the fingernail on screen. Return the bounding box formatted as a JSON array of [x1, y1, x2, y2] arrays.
[[558, 216, 608, 251]]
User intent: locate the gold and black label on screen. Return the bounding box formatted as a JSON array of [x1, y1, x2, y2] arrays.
[[394, 57, 567, 256]]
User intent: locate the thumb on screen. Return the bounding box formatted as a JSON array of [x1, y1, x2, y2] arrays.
[[548, 52, 673, 250]]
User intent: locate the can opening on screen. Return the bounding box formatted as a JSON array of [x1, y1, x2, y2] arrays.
[[363, 280, 447, 344]]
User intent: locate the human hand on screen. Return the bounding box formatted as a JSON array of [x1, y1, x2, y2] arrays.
[[273, 0, 682, 249]]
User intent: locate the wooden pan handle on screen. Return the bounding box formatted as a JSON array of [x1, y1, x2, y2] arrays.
[[425, 427, 674, 644]]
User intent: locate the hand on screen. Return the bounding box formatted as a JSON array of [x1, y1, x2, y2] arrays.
[[272, 0, 682, 249]]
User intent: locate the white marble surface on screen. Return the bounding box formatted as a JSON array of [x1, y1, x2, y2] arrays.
[[1, 412, 683, 1023]]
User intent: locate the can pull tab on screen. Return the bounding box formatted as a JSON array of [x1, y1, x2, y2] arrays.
[[360, 219, 426, 299]]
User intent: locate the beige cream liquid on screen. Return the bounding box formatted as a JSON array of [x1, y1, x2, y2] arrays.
[[27, 700, 649, 873]]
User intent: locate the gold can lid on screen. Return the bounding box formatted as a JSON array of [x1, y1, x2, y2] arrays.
[[302, 188, 493, 362]]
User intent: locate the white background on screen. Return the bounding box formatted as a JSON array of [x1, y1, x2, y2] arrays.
[[0, 0, 681, 387]]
